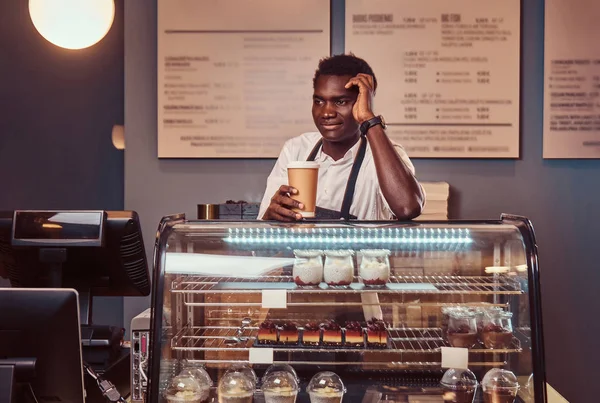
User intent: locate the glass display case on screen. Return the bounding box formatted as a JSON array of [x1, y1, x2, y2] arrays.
[[147, 214, 546, 403]]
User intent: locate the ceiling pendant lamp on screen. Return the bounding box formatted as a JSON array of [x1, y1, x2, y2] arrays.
[[29, 0, 115, 50]]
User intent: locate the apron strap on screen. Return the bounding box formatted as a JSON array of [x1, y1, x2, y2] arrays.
[[306, 136, 368, 220], [340, 136, 367, 220], [306, 138, 323, 161]]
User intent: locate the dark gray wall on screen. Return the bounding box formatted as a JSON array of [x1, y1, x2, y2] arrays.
[[0, 0, 126, 327], [123, 0, 598, 401]]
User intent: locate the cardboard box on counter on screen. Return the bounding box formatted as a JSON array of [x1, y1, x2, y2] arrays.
[[242, 203, 260, 220], [219, 203, 243, 218]]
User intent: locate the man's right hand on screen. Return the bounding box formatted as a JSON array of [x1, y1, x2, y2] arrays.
[[262, 185, 304, 221]]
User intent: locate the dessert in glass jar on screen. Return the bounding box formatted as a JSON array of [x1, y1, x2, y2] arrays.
[[307, 371, 346, 403], [440, 368, 478, 403], [480, 310, 513, 349], [359, 249, 391, 286], [447, 310, 478, 348], [441, 306, 463, 342], [344, 321, 364, 347], [323, 250, 355, 287], [293, 249, 323, 286], [302, 322, 322, 346], [475, 306, 503, 334], [218, 371, 255, 403], [262, 370, 299, 403], [481, 368, 519, 403]]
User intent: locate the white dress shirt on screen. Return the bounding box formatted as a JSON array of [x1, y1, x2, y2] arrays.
[[258, 132, 417, 220]]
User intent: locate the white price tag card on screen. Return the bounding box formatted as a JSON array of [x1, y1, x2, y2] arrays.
[[249, 348, 274, 364], [441, 347, 469, 369], [261, 290, 287, 309]]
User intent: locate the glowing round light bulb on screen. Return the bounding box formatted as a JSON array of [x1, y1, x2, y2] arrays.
[[29, 0, 115, 50]]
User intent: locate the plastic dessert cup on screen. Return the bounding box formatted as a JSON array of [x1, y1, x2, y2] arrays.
[[307, 371, 346, 403], [440, 368, 478, 403]]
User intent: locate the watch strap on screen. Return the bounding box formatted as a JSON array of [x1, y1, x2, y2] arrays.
[[360, 116, 384, 135]]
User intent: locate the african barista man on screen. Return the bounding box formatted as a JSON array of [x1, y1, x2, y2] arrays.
[[258, 54, 425, 221]]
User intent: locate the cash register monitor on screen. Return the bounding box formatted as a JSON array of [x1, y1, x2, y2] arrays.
[[0, 210, 150, 325], [0, 288, 85, 403]]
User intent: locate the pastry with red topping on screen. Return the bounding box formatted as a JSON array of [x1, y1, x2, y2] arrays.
[[279, 322, 299, 345], [322, 320, 343, 346], [302, 322, 321, 346], [344, 321, 364, 347], [257, 321, 278, 345], [366, 318, 388, 348]]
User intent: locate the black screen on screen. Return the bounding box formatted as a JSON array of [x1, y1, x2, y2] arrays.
[[13, 211, 103, 241]]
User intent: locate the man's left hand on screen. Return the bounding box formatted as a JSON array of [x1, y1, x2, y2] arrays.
[[345, 73, 376, 124]]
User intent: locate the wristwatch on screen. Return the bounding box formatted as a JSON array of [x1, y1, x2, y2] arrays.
[[359, 115, 386, 135]]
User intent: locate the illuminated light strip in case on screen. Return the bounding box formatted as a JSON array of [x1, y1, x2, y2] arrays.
[[224, 227, 472, 245]]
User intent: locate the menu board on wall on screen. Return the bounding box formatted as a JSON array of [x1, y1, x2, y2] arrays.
[[345, 0, 521, 158], [158, 0, 330, 158], [543, 0, 600, 159]]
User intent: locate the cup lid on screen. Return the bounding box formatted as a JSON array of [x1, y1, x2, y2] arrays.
[[440, 368, 478, 390], [178, 367, 213, 388], [218, 372, 255, 396], [164, 374, 203, 398], [481, 369, 520, 392], [324, 249, 355, 257], [307, 371, 346, 394], [224, 364, 257, 389], [449, 310, 476, 319], [262, 364, 300, 385], [294, 249, 323, 258], [287, 161, 320, 169], [261, 371, 299, 394], [360, 249, 391, 257]]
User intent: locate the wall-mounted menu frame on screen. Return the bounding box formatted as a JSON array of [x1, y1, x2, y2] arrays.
[[543, 0, 600, 159], [157, 0, 331, 158], [345, 0, 521, 158]]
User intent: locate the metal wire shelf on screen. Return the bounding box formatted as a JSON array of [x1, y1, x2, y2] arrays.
[[170, 325, 522, 354], [171, 275, 522, 296]]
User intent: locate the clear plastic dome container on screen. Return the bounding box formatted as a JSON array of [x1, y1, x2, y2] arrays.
[[359, 249, 391, 286], [323, 250, 354, 287], [165, 374, 205, 403], [177, 367, 213, 401], [262, 364, 300, 385], [440, 368, 478, 403], [261, 371, 299, 403], [523, 373, 535, 403], [218, 371, 255, 403], [526, 373, 534, 391], [224, 364, 258, 389], [293, 250, 323, 286], [307, 371, 346, 403], [481, 369, 519, 403]]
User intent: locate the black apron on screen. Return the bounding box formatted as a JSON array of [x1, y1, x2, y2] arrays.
[[306, 136, 367, 220]]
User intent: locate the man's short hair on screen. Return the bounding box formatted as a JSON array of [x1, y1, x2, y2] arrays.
[[313, 53, 377, 90]]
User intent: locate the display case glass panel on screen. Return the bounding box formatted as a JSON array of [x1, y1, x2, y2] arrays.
[[148, 216, 546, 403]]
